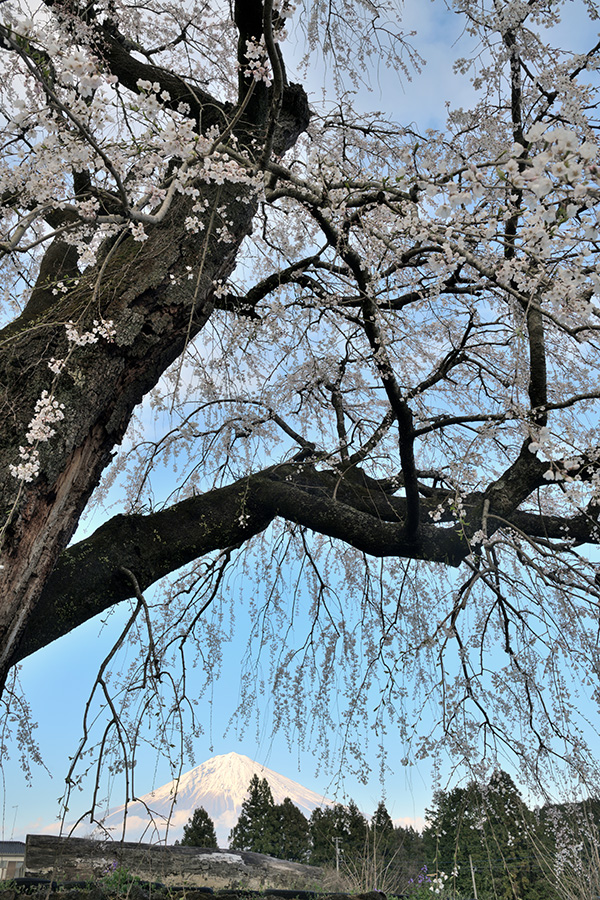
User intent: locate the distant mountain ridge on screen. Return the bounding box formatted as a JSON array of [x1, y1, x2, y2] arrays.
[[98, 752, 332, 846]]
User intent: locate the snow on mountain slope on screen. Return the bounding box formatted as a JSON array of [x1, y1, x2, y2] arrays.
[[98, 752, 331, 847]]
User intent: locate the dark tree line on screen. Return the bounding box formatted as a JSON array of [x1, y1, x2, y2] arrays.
[[179, 773, 600, 899], [228, 775, 311, 862], [421, 771, 600, 900]]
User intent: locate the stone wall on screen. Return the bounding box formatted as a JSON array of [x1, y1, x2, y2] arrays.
[[25, 836, 325, 891]]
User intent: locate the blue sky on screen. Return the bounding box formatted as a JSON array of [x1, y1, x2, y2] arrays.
[[2, 0, 600, 845], [1, 600, 432, 841], [287, 0, 475, 128]]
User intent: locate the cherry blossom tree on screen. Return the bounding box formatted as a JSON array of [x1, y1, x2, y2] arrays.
[[2, 0, 600, 824]]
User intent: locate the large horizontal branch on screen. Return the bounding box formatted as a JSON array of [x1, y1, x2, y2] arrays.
[[39, 0, 226, 130], [498, 508, 598, 544], [484, 442, 551, 517], [12, 458, 599, 667], [99, 28, 229, 131], [7, 463, 458, 665], [9, 474, 276, 666]]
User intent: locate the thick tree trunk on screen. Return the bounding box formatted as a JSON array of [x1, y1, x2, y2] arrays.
[[0, 181, 258, 687], [0, 0, 313, 690]]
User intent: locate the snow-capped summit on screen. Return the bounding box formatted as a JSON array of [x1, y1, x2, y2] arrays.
[[98, 752, 331, 846]]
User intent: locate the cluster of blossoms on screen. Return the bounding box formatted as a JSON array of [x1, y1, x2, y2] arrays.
[[129, 221, 148, 242], [429, 491, 467, 523], [135, 79, 172, 113], [65, 318, 116, 347], [428, 871, 450, 895], [12, 320, 115, 480], [408, 865, 457, 897], [9, 392, 65, 482], [276, 0, 297, 20], [49, 319, 115, 372], [136, 79, 170, 101], [51, 280, 76, 296], [60, 48, 104, 97], [243, 37, 272, 86], [502, 125, 598, 198], [199, 154, 258, 187]]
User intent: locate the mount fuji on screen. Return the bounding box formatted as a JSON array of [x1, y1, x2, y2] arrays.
[[97, 752, 332, 847]]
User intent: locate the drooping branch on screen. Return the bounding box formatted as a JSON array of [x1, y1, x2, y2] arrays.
[[3, 462, 448, 666]]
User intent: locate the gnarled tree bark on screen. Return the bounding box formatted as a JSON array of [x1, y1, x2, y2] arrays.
[[0, 0, 310, 691]]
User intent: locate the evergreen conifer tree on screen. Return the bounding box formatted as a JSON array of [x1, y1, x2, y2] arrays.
[[424, 771, 551, 900], [372, 800, 394, 834], [371, 800, 395, 859], [309, 803, 348, 866], [346, 800, 369, 855], [309, 800, 368, 866], [272, 797, 311, 861], [229, 775, 278, 855], [179, 807, 218, 848]]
